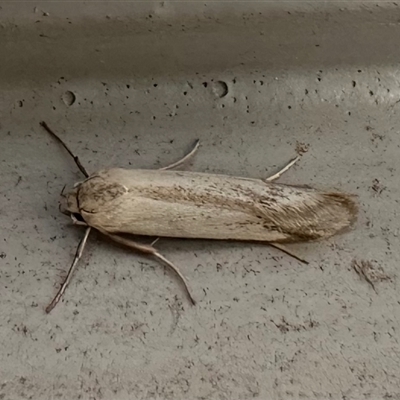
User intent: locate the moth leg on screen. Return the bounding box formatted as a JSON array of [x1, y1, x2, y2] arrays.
[[151, 251, 196, 305], [150, 237, 160, 246], [99, 230, 196, 305], [159, 139, 200, 171], [265, 156, 300, 182], [269, 242, 309, 265], [40, 121, 90, 178], [46, 226, 91, 313], [70, 214, 88, 226]]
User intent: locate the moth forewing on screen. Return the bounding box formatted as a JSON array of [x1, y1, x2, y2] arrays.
[[72, 168, 357, 243]]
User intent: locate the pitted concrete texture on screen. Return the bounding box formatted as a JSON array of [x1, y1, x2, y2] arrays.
[[1, 3, 400, 399]]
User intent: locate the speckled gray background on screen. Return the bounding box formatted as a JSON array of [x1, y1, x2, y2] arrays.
[[1, 2, 400, 399]]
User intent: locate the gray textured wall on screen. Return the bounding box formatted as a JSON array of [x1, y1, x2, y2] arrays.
[[1, 2, 400, 399]]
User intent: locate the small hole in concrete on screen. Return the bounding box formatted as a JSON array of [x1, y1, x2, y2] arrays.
[[62, 91, 76, 106], [212, 81, 228, 98], [352, 81, 356, 87], [369, 90, 374, 96], [288, 105, 292, 109], [317, 77, 321, 82], [17, 100, 23, 107], [153, 83, 158, 87], [305, 89, 309, 95], [126, 84, 130, 88], [202, 82, 208, 88]]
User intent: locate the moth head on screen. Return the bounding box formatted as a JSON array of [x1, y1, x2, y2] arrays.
[[59, 185, 80, 216]]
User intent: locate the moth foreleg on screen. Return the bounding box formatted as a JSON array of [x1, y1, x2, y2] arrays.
[[70, 214, 88, 226], [46, 226, 91, 313]]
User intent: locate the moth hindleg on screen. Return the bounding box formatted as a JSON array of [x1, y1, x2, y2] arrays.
[[268, 242, 308, 265]]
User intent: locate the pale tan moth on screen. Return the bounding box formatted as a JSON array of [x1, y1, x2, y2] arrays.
[[40, 121, 358, 313]]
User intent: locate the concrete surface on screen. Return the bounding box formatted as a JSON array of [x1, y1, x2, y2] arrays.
[[1, 2, 400, 399]]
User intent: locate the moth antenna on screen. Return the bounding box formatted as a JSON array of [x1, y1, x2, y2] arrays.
[[46, 227, 91, 313], [40, 121, 90, 178]]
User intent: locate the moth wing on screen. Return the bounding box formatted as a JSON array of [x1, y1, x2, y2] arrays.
[[78, 168, 357, 242]]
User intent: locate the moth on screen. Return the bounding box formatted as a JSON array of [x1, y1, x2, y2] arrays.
[[40, 121, 358, 313]]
